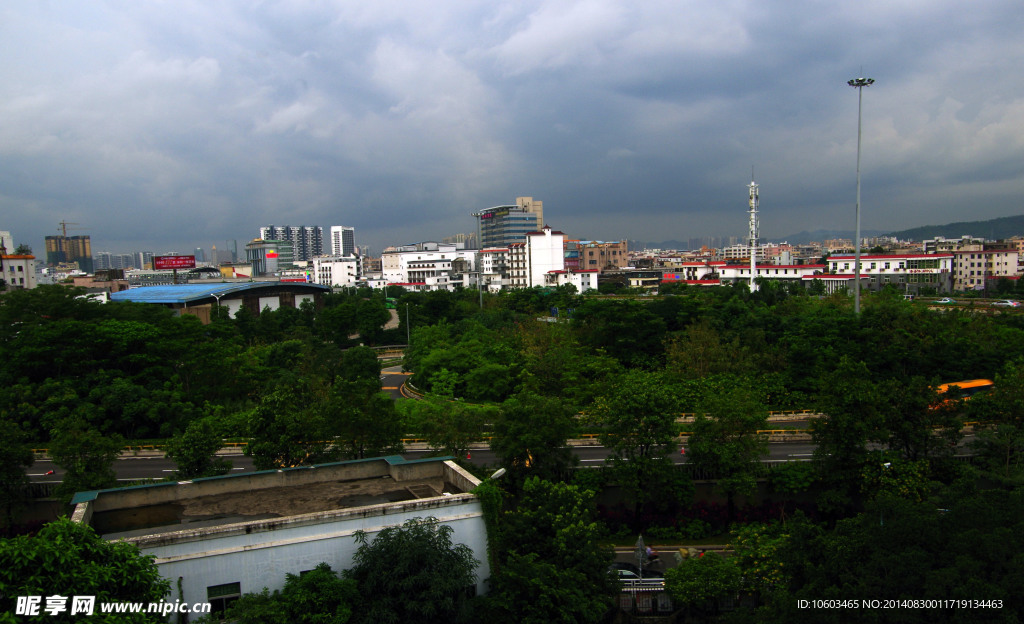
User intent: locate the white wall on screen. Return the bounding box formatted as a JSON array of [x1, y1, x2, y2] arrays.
[[147, 497, 490, 606], [258, 296, 280, 312]]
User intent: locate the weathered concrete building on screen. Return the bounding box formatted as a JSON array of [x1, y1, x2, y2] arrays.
[[71, 456, 489, 613]]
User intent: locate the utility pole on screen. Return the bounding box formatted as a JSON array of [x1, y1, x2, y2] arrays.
[[748, 173, 759, 292]]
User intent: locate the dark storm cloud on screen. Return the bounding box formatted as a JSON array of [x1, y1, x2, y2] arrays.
[[2, 1, 1022, 255]]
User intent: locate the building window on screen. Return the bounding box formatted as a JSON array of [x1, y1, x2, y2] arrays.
[[208, 582, 241, 616]]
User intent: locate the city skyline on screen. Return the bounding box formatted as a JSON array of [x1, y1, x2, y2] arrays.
[[3, 3, 1023, 255]]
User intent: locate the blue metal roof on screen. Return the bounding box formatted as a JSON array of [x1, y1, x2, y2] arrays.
[[110, 282, 329, 304]]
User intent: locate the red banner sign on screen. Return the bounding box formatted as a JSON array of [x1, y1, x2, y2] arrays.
[[153, 255, 196, 270]]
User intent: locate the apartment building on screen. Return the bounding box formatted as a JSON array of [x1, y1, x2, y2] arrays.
[[577, 240, 629, 272], [953, 249, 1020, 291]]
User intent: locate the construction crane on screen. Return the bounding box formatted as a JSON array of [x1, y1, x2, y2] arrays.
[[57, 220, 88, 237]]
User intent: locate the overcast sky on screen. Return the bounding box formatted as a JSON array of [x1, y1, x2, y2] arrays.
[[3, 1, 1023, 256]]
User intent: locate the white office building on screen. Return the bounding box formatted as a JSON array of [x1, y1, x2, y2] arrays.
[[381, 243, 476, 292], [310, 256, 360, 288], [826, 253, 955, 294]]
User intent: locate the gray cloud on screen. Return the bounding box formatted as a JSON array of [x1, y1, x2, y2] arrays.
[[1, 0, 1022, 256]]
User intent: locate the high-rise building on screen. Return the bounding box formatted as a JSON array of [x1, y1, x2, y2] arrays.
[[45, 235, 93, 272], [259, 226, 323, 261], [442, 232, 477, 249], [247, 239, 295, 276], [134, 251, 154, 269], [330, 226, 356, 257], [472, 197, 544, 249]]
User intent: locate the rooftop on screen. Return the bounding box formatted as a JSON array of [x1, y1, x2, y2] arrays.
[[110, 281, 330, 305], [71, 456, 479, 542]]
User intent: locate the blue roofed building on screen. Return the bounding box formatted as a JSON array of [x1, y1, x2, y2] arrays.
[[111, 281, 330, 323]]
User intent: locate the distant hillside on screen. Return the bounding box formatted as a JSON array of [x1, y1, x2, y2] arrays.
[[632, 230, 888, 250], [885, 214, 1024, 241], [630, 239, 687, 251], [768, 229, 886, 245], [631, 215, 1024, 251]]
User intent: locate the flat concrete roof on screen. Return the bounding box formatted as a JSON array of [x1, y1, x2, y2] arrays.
[[72, 456, 479, 540]]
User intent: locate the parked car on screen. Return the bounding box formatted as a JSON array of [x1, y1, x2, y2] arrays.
[[608, 562, 664, 580], [935, 297, 956, 304], [992, 300, 1021, 307]]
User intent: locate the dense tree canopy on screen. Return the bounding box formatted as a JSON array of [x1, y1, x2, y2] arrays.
[[7, 279, 1024, 620], [344, 517, 479, 624], [0, 518, 170, 623], [479, 477, 616, 624]]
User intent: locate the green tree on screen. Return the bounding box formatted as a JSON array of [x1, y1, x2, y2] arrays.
[[0, 420, 34, 531], [336, 346, 381, 383], [971, 424, 1024, 485], [969, 358, 1024, 426], [664, 552, 742, 619], [766, 460, 819, 494], [588, 369, 682, 514], [860, 452, 932, 502], [402, 397, 489, 459], [482, 552, 611, 624], [49, 420, 124, 504], [246, 387, 339, 470], [515, 321, 621, 408], [483, 478, 615, 624], [344, 517, 478, 624], [572, 300, 667, 368], [491, 391, 578, 484], [353, 298, 390, 345], [329, 380, 405, 460], [688, 387, 769, 518], [666, 319, 748, 379], [165, 415, 232, 479], [730, 521, 801, 594], [811, 357, 886, 512], [881, 376, 959, 462], [0, 517, 170, 623], [210, 562, 357, 624], [763, 489, 1024, 623]]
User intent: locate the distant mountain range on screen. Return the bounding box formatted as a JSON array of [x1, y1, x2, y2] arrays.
[[883, 214, 1024, 242], [633, 214, 1024, 250], [630, 230, 888, 250]]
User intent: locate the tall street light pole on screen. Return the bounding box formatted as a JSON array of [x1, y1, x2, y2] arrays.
[[848, 75, 874, 315]]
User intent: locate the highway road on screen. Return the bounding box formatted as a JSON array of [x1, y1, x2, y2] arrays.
[[26, 362, 970, 487], [28, 440, 824, 486]]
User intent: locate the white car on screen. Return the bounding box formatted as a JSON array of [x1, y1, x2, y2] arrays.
[[992, 300, 1021, 308]]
